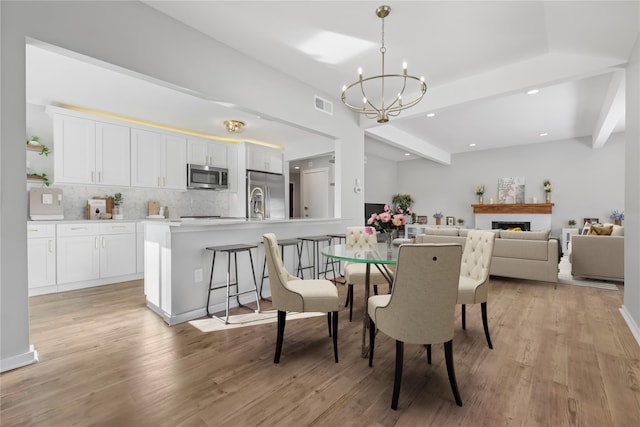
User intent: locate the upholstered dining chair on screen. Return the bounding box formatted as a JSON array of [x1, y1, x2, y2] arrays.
[[458, 230, 496, 349], [368, 243, 463, 409], [263, 233, 339, 363], [344, 226, 392, 322]]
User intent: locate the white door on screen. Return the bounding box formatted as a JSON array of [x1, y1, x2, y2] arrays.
[[301, 167, 329, 218], [53, 114, 96, 184]]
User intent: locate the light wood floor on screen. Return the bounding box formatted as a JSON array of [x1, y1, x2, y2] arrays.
[[1, 276, 639, 426]]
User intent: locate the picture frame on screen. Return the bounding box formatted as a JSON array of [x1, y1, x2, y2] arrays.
[[446, 216, 455, 226], [416, 215, 428, 224], [582, 217, 599, 225], [498, 176, 525, 204]]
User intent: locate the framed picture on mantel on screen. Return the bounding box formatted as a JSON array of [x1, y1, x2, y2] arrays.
[[498, 177, 525, 204], [446, 216, 455, 226]]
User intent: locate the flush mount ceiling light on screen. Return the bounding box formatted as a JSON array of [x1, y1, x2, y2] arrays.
[[224, 120, 245, 133], [527, 89, 540, 95], [341, 5, 427, 123]]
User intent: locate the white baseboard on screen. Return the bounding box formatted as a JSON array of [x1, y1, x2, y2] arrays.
[[620, 305, 640, 347], [0, 345, 38, 373]]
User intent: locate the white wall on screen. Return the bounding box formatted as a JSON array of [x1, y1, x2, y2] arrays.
[[0, 1, 365, 371], [622, 33, 640, 344], [364, 153, 399, 204], [395, 135, 626, 237]]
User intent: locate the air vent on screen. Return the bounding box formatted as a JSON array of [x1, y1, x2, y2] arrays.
[[314, 96, 333, 115]]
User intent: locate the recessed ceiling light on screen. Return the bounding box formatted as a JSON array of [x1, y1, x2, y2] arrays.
[[539, 132, 549, 137], [294, 166, 300, 170], [469, 143, 476, 147], [527, 89, 540, 95], [427, 113, 436, 117], [404, 153, 411, 156]]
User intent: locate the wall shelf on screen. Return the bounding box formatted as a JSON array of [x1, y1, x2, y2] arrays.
[[471, 203, 554, 214]]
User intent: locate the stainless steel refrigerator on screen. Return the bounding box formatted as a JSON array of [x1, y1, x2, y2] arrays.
[[246, 170, 286, 220]]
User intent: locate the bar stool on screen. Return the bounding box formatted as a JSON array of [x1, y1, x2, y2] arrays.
[[298, 235, 335, 279], [326, 233, 346, 279], [205, 243, 260, 324], [260, 237, 301, 300]]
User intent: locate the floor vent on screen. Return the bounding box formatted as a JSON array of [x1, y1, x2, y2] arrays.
[[314, 96, 333, 115]]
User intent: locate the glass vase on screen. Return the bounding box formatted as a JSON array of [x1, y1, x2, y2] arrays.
[[478, 195, 483, 204], [545, 192, 551, 203], [385, 230, 394, 254]]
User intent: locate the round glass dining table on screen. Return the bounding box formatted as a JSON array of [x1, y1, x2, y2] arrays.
[[322, 243, 398, 357]]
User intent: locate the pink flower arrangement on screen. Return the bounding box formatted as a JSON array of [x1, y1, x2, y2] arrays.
[[367, 204, 408, 232]]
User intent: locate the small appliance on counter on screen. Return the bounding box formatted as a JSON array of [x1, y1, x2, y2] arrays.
[[29, 187, 64, 220]]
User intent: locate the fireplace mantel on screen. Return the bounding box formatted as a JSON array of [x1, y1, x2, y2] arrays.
[[471, 203, 554, 214]]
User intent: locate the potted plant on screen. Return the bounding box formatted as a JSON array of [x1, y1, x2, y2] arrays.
[[26, 136, 49, 156], [475, 185, 485, 204], [543, 179, 552, 203], [433, 212, 443, 226], [112, 192, 124, 219], [610, 210, 624, 226], [568, 219, 577, 227], [392, 193, 416, 223], [457, 218, 465, 227]]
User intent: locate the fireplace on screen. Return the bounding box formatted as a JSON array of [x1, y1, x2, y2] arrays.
[[492, 221, 531, 231]]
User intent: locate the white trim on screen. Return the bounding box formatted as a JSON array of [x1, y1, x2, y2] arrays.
[[0, 345, 39, 373], [620, 305, 640, 347]]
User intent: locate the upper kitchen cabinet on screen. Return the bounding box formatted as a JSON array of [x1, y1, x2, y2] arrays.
[[246, 143, 283, 174], [131, 128, 186, 190], [52, 113, 131, 186], [187, 137, 228, 168]]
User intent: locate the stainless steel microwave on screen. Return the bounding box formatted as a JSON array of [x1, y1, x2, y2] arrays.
[[187, 164, 228, 190]]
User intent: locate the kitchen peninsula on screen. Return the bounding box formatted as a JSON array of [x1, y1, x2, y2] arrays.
[[143, 217, 343, 325]]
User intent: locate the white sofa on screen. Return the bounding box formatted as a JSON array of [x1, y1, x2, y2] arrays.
[[415, 228, 560, 283]]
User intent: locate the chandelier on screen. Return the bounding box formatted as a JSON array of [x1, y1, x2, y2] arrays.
[[341, 5, 427, 123], [224, 120, 245, 133]]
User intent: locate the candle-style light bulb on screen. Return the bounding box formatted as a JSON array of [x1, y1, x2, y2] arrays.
[[403, 61, 407, 76], [358, 67, 363, 80], [342, 85, 347, 92]]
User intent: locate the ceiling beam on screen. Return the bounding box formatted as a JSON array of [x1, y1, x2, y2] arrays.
[[592, 70, 625, 149], [365, 126, 451, 165]]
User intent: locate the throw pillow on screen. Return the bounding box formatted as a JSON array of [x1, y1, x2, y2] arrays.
[[587, 224, 613, 235], [611, 225, 624, 236]]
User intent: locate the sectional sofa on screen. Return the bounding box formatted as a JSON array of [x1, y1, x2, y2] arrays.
[[415, 228, 560, 283], [570, 224, 624, 281]]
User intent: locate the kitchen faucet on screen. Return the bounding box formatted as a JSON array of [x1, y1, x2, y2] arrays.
[[250, 187, 265, 220]]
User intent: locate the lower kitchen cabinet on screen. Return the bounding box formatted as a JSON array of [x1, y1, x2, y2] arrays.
[[56, 223, 102, 284], [99, 223, 137, 278], [27, 224, 57, 294], [24, 221, 141, 295]]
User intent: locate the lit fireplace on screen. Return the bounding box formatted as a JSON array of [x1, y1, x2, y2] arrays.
[[492, 221, 531, 231]]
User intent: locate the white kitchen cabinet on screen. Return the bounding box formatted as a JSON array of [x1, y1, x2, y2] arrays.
[[56, 223, 101, 284], [53, 113, 130, 186], [131, 128, 186, 189], [187, 137, 228, 168], [56, 222, 136, 285], [95, 122, 131, 186], [99, 223, 136, 278], [53, 114, 95, 184], [246, 143, 283, 174], [27, 224, 56, 293]]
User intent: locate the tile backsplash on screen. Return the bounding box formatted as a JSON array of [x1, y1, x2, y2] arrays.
[[27, 183, 235, 220]]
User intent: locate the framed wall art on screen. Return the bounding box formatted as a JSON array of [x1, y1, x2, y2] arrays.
[[498, 177, 525, 204], [446, 216, 455, 226]]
